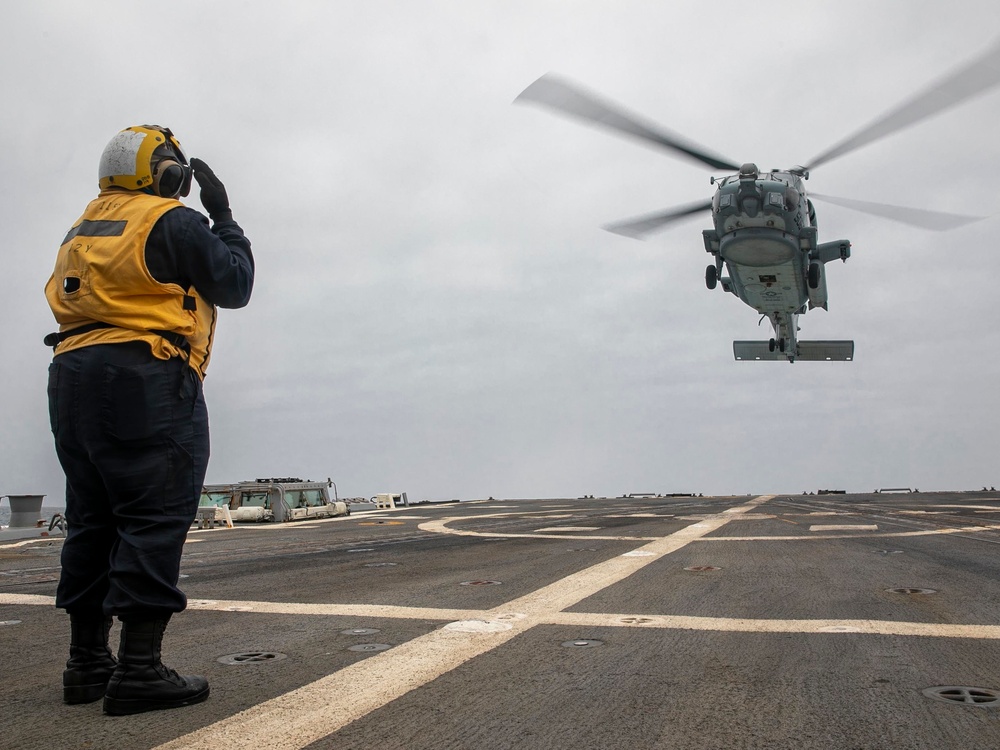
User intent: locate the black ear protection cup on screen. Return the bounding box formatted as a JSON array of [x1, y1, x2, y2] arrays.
[[152, 159, 193, 198], [148, 128, 192, 198]]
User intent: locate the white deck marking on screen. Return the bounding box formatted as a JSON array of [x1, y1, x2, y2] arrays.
[[704, 524, 1000, 541], [185, 599, 488, 620], [548, 612, 1000, 639], [533, 526, 601, 532], [809, 524, 879, 532], [144, 495, 773, 750], [935, 504, 1000, 510], [5, 496, 1000, 749], [0, 538, 62, 548], [675, 513, 775, 521], [0, 594, 54, 606], [419, 514, 660, 542], [6, 591, 1000, 641]]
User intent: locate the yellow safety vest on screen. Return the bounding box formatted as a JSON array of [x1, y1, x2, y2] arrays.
[[45, 190, 217, 378]]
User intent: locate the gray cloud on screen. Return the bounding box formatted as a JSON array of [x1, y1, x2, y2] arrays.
[[3, 0, 999, 508]]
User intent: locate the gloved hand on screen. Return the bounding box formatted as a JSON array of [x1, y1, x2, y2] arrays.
[[190, 158, 231, 221]]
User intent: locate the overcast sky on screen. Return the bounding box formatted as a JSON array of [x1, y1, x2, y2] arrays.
[[2, 1, 999, 506]]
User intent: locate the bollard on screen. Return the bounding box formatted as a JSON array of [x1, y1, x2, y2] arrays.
[[5, 495, 45, 528]]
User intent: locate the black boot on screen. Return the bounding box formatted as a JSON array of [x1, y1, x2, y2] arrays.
[[103, 619, 209, 715], [64, 615, 118, 704]]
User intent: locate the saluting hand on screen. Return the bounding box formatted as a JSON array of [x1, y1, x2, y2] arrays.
[[190, 158, 231, 220]]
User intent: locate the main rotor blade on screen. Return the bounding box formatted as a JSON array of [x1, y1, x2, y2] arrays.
[[602, 200, 714, 239], [810, 193, 986, 231], [805, 38, 1000, 170], [515, 74, 741, 172]]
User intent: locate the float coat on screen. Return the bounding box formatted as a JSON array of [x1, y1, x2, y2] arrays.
[[45, 190, 216, 378]]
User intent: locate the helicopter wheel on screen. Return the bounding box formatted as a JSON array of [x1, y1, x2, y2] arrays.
[[768, 338, 776, 352], [808, 262, 822, 290], [779, 338, 786, 353], [705, 265, 718, 290]]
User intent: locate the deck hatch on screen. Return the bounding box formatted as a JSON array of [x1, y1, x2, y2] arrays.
[[217, 652, 287, 665], [922, 686, 1000, 707]]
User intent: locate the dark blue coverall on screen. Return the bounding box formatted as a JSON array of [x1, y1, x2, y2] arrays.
[[48, 207, 253, 620]]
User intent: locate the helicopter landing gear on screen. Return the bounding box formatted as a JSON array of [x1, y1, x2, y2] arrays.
[[705, 264, 718, 290], [768, 338, 786, 353]]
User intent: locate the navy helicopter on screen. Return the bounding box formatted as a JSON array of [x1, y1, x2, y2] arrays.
[[515, 40, 1000, 362]]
